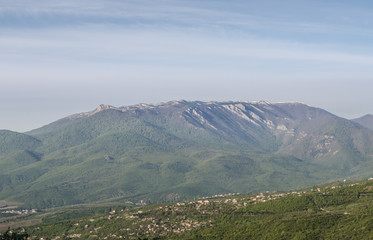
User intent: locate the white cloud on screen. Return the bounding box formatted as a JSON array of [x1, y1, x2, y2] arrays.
[[2, 0, 372, 37], [2, 26, 373, 71], [2, 0, 373, 131]]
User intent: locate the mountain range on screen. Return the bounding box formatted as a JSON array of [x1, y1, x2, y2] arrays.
[[1, 100, 373, 208]]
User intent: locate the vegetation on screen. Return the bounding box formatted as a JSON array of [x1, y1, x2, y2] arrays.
[[8, 179, 371, 239], [0, 202, 134, 233], [0, 228, 28, 240], [1, 101, 373, 209]]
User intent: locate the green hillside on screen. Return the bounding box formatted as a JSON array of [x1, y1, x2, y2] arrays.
[[0, 130, 41, 155], [1, 101, 373, 209], [15, 179, 373, 239]]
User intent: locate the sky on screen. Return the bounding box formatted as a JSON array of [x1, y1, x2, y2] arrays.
[[1, 0, 373, 132]]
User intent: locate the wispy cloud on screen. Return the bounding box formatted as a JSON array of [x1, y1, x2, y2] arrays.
[[2, 0, 373, 131], [2, 0, 372, 38], [1, 26, 373, 68]]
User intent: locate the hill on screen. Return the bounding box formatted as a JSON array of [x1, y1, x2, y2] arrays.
[[1, 100, 373, 208], [18, 179, 373, 239], [352, 114, 373, 130]]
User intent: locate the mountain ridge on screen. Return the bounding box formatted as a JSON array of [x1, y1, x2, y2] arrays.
[[27, 100, 314, 134], [352, 114, 373, 130], [2, 100, 373, 208]]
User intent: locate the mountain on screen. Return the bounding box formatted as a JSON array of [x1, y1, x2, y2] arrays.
[[1, 100, 373, 208], [352, 114, 373, 130]]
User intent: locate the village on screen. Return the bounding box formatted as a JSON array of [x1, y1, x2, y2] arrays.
[[0, 209, 38, 216], [24, 178, 372, 240], [53, 182, 363, 240]]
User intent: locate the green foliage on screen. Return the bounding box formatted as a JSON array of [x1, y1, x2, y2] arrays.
[[1, 102, 373, 209], [0, 130, 41, 155], [19, 180, 373, 239], [0, 228, 28, 240]]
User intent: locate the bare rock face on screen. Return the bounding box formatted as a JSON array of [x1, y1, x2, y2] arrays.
[[67, 104, 118, 120]]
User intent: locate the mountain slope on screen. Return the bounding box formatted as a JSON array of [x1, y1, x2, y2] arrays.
[[352, 114, 373, 130], [23, 179, 373, 240], [0, 130, 41, 155], [1, 100, 373, 208]]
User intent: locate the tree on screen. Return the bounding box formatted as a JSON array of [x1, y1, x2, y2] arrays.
[[0, 228, 28, 240]]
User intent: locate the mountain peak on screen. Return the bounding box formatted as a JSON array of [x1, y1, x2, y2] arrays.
[[10, 99, 373, 209], [65, 104, 118, 120], [95, 104, 116, 112]]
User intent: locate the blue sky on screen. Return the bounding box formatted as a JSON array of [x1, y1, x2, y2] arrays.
[[1, 0, 373, 131]]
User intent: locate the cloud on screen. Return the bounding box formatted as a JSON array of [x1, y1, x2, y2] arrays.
[[2, 0, 372, 38], [2, 0, 373, 131], [2, 25, 373, 71]]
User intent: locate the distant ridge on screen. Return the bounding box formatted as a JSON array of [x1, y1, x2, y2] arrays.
[[352, 114, 373, 130], [2, 100, 373, 208]]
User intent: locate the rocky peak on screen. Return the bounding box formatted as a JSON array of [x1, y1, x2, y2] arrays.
[[95, 104, 116, 112]]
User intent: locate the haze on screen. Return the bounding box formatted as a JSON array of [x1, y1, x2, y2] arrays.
[[1, 0, 373, 132]]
